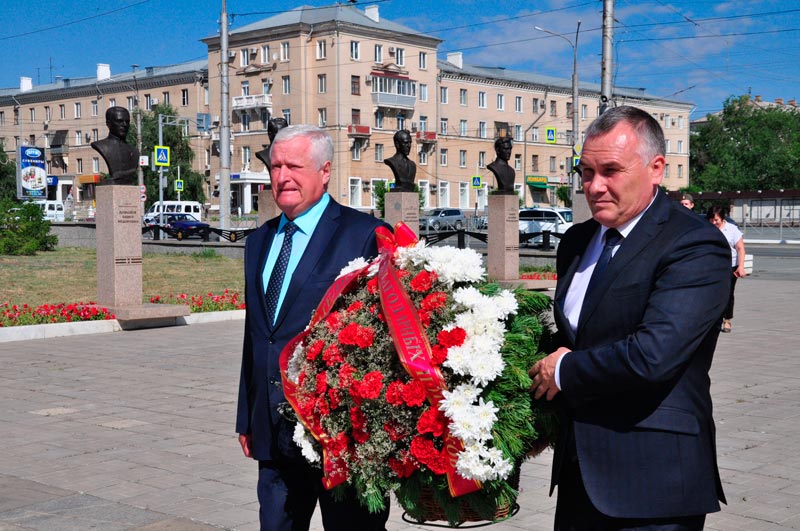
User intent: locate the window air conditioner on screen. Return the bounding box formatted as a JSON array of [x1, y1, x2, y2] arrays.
[[388, 47, 396, 55], [151, 98, 158, 105], [249, 48, 258, 55]]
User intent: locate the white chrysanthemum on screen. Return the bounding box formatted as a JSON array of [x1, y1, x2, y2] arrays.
[[293, 423, 320, 463], [465, 349, 506, 387], [446, 398, 498, 442], [439, 384, 481, 417], [422, 246, 485, 285], [494, 289, 519, 317], [455, 443, 513, 482], [286, 342, 306, 383], [337, 257, 369, 278], [452, 286, 485, 309]]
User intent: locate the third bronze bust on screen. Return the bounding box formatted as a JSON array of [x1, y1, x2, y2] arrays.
[[255, 117, 288, 173], [487, 136, 516, 195], [384, 129, 416, 192], [91, 106, 140, 185]]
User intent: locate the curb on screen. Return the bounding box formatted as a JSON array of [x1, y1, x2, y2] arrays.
[[0, 310, 245, 344]]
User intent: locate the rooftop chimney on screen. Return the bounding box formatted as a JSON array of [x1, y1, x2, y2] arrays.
[[775, 98, 784, 105], [754, 95, 762, 102], [97, 63, 111, 81], [364, 5, 379, 22], [447, 52, 463, 69], [20, 77, 33, 92], [788, 99, 797, 107]]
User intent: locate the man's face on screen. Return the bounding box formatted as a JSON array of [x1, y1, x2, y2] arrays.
[[395, 133, 412, 156], [107, 111, 130, 140], [578, 122, 664, 228], [270, 136, 330, 219], [680, 199, 694, 209]]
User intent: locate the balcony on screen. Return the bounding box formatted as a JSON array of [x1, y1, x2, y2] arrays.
[[416, 131, 437, 143], [232, 94, 273, 112], [347, 125, 371, 137], [49, 145, 69, 155], [372, 92, 416, 110]]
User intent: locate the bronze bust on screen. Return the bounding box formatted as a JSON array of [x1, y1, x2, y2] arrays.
[[255, 117, 288, 172], [91, 106, 139, 185], [487, 136, 516, 195], [384, 129, 416, 192]]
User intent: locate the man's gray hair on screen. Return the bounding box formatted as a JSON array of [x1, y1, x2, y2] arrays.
[[272, 125, 334, 170], [584, 106, 665, 164]]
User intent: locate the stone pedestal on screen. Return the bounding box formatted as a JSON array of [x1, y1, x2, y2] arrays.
[[96, 186, 188, 326], [257, 189, 281, 226], [385, 191, 419, 234], [487, 194, 519, 281]]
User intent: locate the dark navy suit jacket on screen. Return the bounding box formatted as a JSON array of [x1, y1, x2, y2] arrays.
[[551, 191, 729, 518], [236, 199, 389, 461]]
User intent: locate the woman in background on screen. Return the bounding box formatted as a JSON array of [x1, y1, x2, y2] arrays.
[[707, 205, 746, 332]]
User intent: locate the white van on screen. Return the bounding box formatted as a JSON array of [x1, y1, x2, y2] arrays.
[[144, 201, 203, 224], [33, 200, 66, 222], [519, 207, 573, 247]]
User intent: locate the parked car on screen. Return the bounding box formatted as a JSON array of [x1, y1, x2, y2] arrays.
[[143, 200, 204, 225], [33, 200, 65, 222], [419, 208, 466, 231], [159, 213, 210, 241], [519, 207, 573, 247]]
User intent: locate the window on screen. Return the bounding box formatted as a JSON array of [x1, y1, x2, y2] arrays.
[[261, 109, 269, 128], [350, 40, 360, 60], [549, 156, 556, 172], [664, 164, 670, 178], [478, 121, 487, 138], [352, 139, 363, 160], [440, 118, 448, 135], [92, 157, 100, 172], [145, 94, 153, 110], [677, 164, 684, 179], [440, 87, 448, 104], [29, 108, 35, 122], [181, 89, 189, 106], [419, 84, 428, 102], [532, 97, 540, 112], [459, 182, 469, 208], [243, 146, 251, 167], [375, 110, 384, 129], [351, 76, 360, 96], [92, 128, 99, 142], [397, 113, 405, 131], [497, 93, 505, 111], [419, 150, 427, 165], [318, 74, 327, 93], [74, 102, 81, 118], [678, 115, 685, 129], [282, 109, 291, 124], [75, 131, 82, 146], [514, 154, 522, 171], [566, 102, 573, 118], [515, 125, 522, 141], [581, 104, 588, 120], [261, 44, 271, 63], [664, 115, 671, 129], [351, 109, 361, 125], [76, 158, 83, 173], [396, 48, 405, 66], [532, 127, 539, 142], [460, 89, 467, 106], [566, 130, 574, 144], [665, 139, 670, 153], [316, 40, 327, 59], [459, 150, 467, 168], [459, 120, 467, 137], [419, 115, 428, 132], [374, 44, 383, 63], [241, 49, 250, 67], [263, 81, 271, 94], [677, 140, 684, 154], [91, 100, 98, 117], [318, 108, 327, 127], [440, 149, 448, 166], [531, 154, 539, 171], [59, 104, 65, 119], [45, 106, 51, 121], [375, 143, 384, 161], [241, 113, 250, 132], [0, 111, 4, 126], [280, 42, 290, 61], [349, 177, 362, 206], [419, 52, 427, 69], [282, 76, 291, 94], [162, 91, 170, 105], [241, 81, 250, 96], [550, 100, 557, 116], [108, 98, 116, 108], [515, 96, 523, 113], [478, 151, 486, 168], [478, 91, 486, 108]]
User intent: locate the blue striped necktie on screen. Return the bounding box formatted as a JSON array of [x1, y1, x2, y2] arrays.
[[265, 222, 298, 323]]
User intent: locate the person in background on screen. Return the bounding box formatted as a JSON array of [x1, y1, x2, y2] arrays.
[[707, 205, 747, 333], [237, 125, 390, 531], [680, 193, 695, 210]]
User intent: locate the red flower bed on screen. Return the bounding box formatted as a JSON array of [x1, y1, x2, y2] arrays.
[[0, 302, 115, 327]]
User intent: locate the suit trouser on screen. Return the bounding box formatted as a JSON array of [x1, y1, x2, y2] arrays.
[[724, 267, 738, 319], [257, 460, 389, 531]]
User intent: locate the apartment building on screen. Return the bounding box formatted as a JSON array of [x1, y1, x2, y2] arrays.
[[0, 60, 209, 205]]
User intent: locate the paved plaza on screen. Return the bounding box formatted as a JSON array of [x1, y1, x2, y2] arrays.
[[0, 274, 797, 530]]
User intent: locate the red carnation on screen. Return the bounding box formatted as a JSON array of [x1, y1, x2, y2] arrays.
[[417, 309, 431, 328], [315, 372, 328, 394], [410, 270, 438, 292], [366, 277, 379, 294], [350, 406, 367, 430], [410, 437, 449, 474], [328, 388, 342, 410], [437, 327, 467, 348], [386, 381, 405, 406], [417, 408, 448, 437], [306, 340, 325, 361], [389, 453, 418, 478], [338, 322, 375, 349], [402, 380, 427, 407], [346, 300, 364, 313], [430, 344, 448, 365], [338, 363, 356, 388], [325, 312, 343, 332], [421, 292, 447, 312], [383, 421, 407, 442], [316, 396, 330, 416]]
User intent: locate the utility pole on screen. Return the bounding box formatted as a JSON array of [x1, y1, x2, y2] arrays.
[[132, 64, 144, 188], [219, 0, 232, 230], [600, 0, 614, 114]]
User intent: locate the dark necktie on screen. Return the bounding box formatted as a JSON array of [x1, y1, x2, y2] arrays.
[[265, 222, 298, 323], [584, 228, 622, 299]]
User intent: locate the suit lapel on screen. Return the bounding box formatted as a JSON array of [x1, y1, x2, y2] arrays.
[[577, 192, 670, 332], [250, 219, 279, 334], [555, 221, 597, 346], [272, 201, 341, 330]]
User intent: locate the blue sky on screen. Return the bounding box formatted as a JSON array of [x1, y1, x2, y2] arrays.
[[3, 0, 798, 117]]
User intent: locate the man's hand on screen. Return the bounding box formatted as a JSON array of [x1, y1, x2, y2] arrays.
[[529, 347, 571, 401], [238, 433, 253, 458]]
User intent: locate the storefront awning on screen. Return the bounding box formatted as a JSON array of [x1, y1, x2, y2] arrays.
[[526, 175, 549, 189], [77, 174, 102, 184]]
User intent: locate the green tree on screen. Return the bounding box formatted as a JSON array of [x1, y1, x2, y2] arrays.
[[555, 185, 572, 208], [691, 95, 800, 191], [0, 200, 57, 255], [0, 143, 18, 201], [371, 182, 424, 218], [130, 103, 206, 206]]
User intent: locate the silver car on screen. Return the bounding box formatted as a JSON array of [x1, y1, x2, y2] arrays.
[[419, 208, 466, 231]]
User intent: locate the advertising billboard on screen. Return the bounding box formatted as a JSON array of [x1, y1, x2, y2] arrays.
[[17, 146, 48, 200]]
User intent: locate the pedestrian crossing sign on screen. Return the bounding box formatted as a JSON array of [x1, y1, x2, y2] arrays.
[[471, 175, 482, 188], [154, 146, 170, 167], [546, 127, 557, 144]]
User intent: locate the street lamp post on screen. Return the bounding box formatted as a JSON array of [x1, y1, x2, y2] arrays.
[[535, 21, 581, 203]]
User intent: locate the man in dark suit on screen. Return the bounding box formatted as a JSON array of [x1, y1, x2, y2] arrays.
[[237, 125, 390, 531], [529, 106, 730, 530]]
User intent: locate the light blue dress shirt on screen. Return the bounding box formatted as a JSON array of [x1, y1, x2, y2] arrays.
[[262, 193, 330, 324]]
